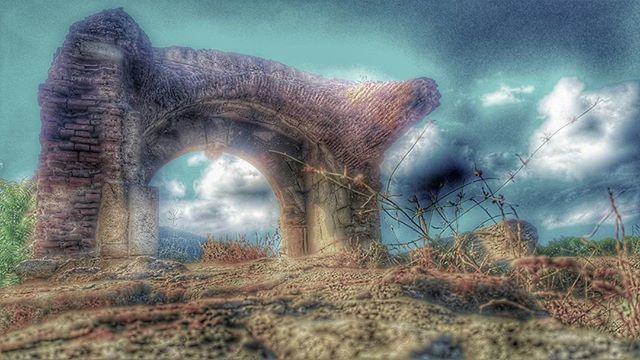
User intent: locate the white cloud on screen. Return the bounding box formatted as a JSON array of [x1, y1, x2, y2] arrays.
[[527, 77, 640, 180], [194, 155, 272, 198], [161, 155, 279, 236], [160, 196, 279, 236], [481, 84, 535, 107], [542, 203, 610, 230], [186, 153, 208, 167], [541, 191, 640, 230], [165, 180, 186, 198], [382, 122, 442, 179]]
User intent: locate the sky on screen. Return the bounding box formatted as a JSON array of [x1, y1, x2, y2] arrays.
[[0, 0, 638, 243]]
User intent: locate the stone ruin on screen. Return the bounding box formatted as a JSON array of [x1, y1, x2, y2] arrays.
[[33, 9, 440, 259]]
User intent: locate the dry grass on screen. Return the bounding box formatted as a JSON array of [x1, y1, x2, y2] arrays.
[[201, 234, 277, 264], [513, 254, 640, 338], [331, 241, 391, 268], [0, 281, 184, 335], [508, 191, 640, 339]]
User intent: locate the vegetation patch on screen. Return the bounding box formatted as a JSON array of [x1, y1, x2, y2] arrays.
[[0, 179, 35, 287]]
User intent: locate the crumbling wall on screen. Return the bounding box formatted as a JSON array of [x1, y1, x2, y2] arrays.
[[34, 12, 152, 256]]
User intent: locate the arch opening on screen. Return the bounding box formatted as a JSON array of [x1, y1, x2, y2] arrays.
[[149, 151, 282, 262], [91, 112, 310, 259]]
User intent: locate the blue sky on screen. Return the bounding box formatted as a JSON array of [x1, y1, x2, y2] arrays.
[[1, 0, 639, 242]]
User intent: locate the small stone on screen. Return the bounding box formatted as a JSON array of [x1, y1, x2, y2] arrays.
[[411, 336, 463, 360], [271, 304, 286, 315], [15, 259, 59, 279], [354, 291, 372, 300]]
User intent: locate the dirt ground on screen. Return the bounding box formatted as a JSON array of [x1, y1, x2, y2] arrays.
[[1, 256, 639, 359]]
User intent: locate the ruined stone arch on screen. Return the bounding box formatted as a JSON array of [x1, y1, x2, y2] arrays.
[[141, 115, 309, 256], [34, 9, 440, 258]]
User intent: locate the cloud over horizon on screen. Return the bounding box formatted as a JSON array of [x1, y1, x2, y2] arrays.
[[154, 154, 279, 237], [164, 180, 186, 199]]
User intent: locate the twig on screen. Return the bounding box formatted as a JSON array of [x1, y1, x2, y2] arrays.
[[385, 121, 435, 194]]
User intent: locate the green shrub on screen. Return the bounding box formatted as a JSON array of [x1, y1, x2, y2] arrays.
[[537, 236, 640, 257], [0, 179, 36, 286]]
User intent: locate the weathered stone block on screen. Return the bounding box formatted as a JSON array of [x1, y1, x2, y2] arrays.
[[59, 142, 75, 150], [73, 143, 92, 152], [69, 177, 92, 186], [65, 123, 93, 131], [79, 152, 101, 162], [80, 208, 98, 215], [71, 136, 99, 145], [74, 130, 92, 137], [96, 182, 129, 250], [128, 185, 159, 256], [16, 259, 59, 279], [101, 243, 129, 257], [50, 151, 78, 161]]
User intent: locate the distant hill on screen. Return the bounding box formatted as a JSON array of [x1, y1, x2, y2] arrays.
[[158, 226, 207, 263]]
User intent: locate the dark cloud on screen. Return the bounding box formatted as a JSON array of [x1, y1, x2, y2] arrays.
[[384, 77, 640, 242], [294, 1, 640, 81], [169, 0, 639, 85]]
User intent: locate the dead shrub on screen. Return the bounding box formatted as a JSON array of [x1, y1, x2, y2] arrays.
[[201, 234, 272, 264], [332, 240, 391, 268]]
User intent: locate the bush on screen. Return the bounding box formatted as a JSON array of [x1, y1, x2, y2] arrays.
[[201, 233, 279, 264], [0, 179, 36, 287], [537, 236, 640, 257]]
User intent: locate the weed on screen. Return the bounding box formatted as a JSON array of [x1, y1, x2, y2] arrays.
[[513, 191, 640, 338], [0, 179, 35, 287]]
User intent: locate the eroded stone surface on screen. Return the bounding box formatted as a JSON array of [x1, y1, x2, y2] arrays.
[[128, 185, 159, 256], [468, 220, 539, 264], [1, 258, 638, 359], [95, 182, 129, 256]]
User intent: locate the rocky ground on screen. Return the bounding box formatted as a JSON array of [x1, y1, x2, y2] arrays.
[[1, 256, 639, 359]]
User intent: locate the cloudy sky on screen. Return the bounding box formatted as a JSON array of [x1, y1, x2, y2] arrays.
[[1, 1, 638, 242], [150, 153, 280, 237]]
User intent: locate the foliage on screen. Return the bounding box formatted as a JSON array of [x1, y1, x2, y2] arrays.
[[0, 179, 36, 287], [537, 236, 640, 257]]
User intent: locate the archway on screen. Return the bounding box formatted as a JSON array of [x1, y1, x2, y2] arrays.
[[93, 111, 310, 257], [32, 9, 440, 259]]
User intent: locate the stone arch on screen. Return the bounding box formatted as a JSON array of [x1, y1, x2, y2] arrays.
[[33, 9, 440, 258]]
